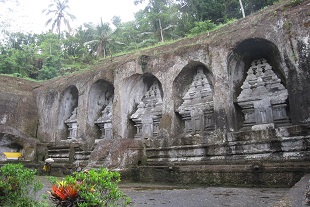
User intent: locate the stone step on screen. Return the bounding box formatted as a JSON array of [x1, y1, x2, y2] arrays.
[[74, 151, 91, 161], [48, 148, 70, 153], [47, 147, 71, 163], [51, 157, 70, 163], [145, 136, 310, 164]]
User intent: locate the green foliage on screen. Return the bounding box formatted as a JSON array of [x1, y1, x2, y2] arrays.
[[189, 20, 217, 35], [0, 0, 286, 80], [0, 163, 45, 207], [0, 46, 38, 78], [50, 167, 130, 207], [176, 0, 281, 22], [289, 0, 303, 6]]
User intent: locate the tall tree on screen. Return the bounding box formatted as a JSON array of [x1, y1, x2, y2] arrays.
[[42, 0, 76, 37], [111, 16, 122, 28], [175, 0, 226, 23], [112, 20, 141, 52], [0, 32, 40, 78], [36, 32, 63, 79], [135, 0, 179, 43], [83, 20, 114, 58], [243, 0, 280, 15]]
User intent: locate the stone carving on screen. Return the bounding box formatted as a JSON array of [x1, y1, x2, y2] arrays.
[[130, 82, 163, 139], [95, 98, 113, 140], [237, 59, 290, 130], [177, 67, 214, 135], [65, 107, 78, 139]]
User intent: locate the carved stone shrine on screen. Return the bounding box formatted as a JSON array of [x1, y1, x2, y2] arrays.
[[94, 99, 113, 140], [130, 82, 163, 139], [65, 107, 78, 139], [177, 67, 214, 135], [237, 59, 290, 130]]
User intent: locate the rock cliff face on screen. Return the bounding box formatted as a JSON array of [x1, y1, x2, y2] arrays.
[[0, 76, 39, 137], [0, 0, 309, 186]]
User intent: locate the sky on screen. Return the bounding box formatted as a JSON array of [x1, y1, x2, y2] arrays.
[[1, 0, 145, 34]]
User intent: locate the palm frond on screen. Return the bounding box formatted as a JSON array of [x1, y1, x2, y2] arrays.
[[44, 9, 58, 16], [66, 13, 76, 20], [139, 32, 154, 36], [163, 24, 177, 31], [45, 18, 53, 26], [84, 40, 99, 46], [114, 41, 127, 45], [63, 18, 71, 31], [51, 19, 58, 31]]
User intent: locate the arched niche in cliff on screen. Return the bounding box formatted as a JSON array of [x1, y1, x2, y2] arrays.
[[87, 79, 114, 142], [228, 38, 290, 131], [58, 85, 79, 140], [127, 73, 164, 139], [0, 125, 42, 161], [173, 61, 214, 140], [0, 134, 23, 160]]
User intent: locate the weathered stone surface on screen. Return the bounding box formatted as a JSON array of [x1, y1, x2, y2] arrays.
[[86, 138, 144, 169], [0, 76, 39, 137]]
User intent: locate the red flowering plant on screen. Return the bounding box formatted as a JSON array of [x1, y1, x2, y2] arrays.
[[50, 180, 81, 207]]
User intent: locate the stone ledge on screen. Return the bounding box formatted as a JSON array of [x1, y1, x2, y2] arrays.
[[124, 161, 309, 187]]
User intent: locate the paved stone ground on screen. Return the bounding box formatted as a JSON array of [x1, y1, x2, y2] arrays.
[[121, 184, 288, 207], [37, 176, 293, 207]]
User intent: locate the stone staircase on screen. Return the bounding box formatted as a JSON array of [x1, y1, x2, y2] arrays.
[[47, 147, 72, 163], [74, 148, 91, 167]]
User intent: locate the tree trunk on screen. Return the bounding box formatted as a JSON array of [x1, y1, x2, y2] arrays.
[[239, 0, 246, 18], [158, 18, 164, 43]]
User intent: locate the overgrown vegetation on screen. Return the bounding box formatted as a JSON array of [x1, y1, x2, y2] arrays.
[[0, 163, 46, 207], [0, 0, 284, 80], [0, 163, 130, 207], [49, 168, 130, 207]]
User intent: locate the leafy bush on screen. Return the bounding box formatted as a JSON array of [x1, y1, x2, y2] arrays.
[[50, 167, 130, 207], [0, 163, 45, 207], [189, 20, 217, 35]]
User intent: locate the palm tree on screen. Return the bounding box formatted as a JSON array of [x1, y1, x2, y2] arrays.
[[84, 19, 124, 59], [42, 0, 76, 37]]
